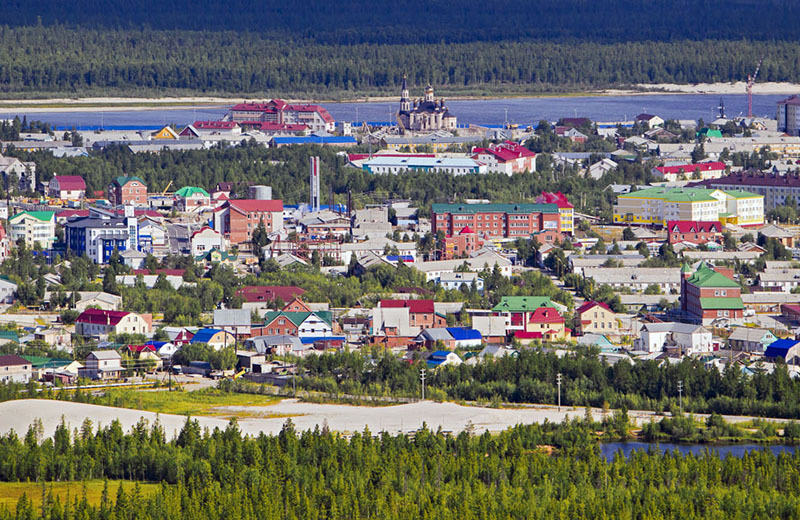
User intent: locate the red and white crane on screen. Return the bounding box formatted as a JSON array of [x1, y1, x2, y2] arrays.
[[747, 59, 763, 118]]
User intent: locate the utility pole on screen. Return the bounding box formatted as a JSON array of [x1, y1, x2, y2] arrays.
[[677, 380, 683, 414], [556, 373, 562, 412], [420, 369, 426, 401]]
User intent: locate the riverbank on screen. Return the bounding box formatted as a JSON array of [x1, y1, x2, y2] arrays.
[[1, 82, 797, 112]]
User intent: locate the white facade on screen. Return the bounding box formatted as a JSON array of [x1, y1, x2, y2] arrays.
[[297, 314, 333, 339], [9, 212, 55, 249], [636, 323, 712, 354], [438, 272, 484, 291], [191, 227, 226, 257]]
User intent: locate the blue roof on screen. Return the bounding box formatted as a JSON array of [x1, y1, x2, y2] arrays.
[[190, 328, 226, 344], [145, 341, 169, 348], [272, 136, 357, 145], [300, 336, 346, 344], [430, 350, 452, 360], [446, 327, 482, 341], [764, 339, 799, 358]]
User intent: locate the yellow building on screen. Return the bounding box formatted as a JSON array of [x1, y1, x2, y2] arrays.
[[613, 187, 763, 227]]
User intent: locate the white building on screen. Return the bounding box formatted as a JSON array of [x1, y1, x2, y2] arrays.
[[635, 322, 712, 354], [191, 226, 226, 257], [362, 156, 487, 175], [438, 272, 484, 292]]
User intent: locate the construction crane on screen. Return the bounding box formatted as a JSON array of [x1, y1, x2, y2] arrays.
[[747, 59, 763, 118], [161, 180, 173, 196]]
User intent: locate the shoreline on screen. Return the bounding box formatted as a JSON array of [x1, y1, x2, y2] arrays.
[[0, 82, 797, 112]]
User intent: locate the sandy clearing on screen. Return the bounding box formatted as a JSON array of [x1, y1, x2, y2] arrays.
[[0, 399, 600, 438]]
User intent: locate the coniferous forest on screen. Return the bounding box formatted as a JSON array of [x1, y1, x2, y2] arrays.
[[0, 1, 797, 96]]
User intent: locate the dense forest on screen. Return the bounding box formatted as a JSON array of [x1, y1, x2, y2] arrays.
[[297, 349, 800, 419], [0, 1, 797, 96], [2, 415, 800, 519]]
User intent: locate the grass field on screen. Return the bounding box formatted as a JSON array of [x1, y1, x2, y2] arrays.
[[0, 480, 161, 509], [98, 388, 287, 419]]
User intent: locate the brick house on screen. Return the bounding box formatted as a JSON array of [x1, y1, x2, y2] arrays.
[[680, 262, 744, 325], [514, 307, 571, 343], [108, 176, 147, 206], [378, 299, 446, 329], [432, 203, 561, 240], [443, 226, 484, 259], [667, 220, 723, 245], [213, 199, 284, 247], [237, 286, 306, 311]]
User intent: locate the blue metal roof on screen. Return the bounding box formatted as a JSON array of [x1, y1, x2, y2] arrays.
[[300, 336, 346, 344], [764, 339, 799, 358], [430, 350, 452, 359], [446, 327, 482, 341], [190, 328, 225, 344]]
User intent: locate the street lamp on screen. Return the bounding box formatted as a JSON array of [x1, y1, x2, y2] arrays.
[[556, 373, 562, 411], [677, 380, 683, 414], [420, 369, 426, 401]]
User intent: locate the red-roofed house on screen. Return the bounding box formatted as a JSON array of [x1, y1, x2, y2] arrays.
[[379, 299, 445, 329], [443, 226, 484, 259], [514, 307, 570, 343], [239, 121, 309, 135], [471, 142, 536, 175], [667, 220, 723, 245], [227, 100, 335, 133], [653, 162, 727, 182], [576, 301, 618, 336], [48, 176, 86, 200], [237, 286, 307, 311], [535, 191, 574, 235], [191, 226, 226, 257], [213, 199, 284, 247], [75, 309, 152, 337]]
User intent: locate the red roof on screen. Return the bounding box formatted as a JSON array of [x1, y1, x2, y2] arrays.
[[193, 121, 239, 130], [348, 153, 435, 162], [514, 331, 543, 339], [472, 141, 535, 162], [230, 99, 333, 123], [667, 220, 722, 234], [0, 354, 29, 367], [241, 121, 308, 132], [286, 104, 334, 123], [237, 285, 306, 303], [528, 307, 565, 324], [76, 309, 130, 326], [576, 301, 613, 315], [52, 175, 86, 191], [56, 209, 88, 219], [379, 299, 435, 314], [536, 191, 574, 209], [228, 199, 284, 213], [191, 226, 219, 238], [459, 226, 474, 234], [655, 162, 726, 175], [127, 344, 156, 353]]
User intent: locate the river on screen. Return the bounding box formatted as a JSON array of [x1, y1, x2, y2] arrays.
[[0, 93, 789, 131], [600, 441, 800, 460]]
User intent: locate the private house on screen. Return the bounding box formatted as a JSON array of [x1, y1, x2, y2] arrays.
[[438, 272, 484, 292], [0, 154, 36, 193], [151, 126, 180, 140], [587, 158, 618, 180], [190, 226, 226, 257], [426, 350, 462, 369], [764, 338, 800, 363], [757, 269, 800, 293], [0, 277, 17, 304], [73, 291, 123, 311], [728, 327, 778, 353], [636, 113, 664, 127], [635, 322, 712, 354], [667, 221, 723, 246], [194, 248, 237, 266], [79, 350, 123, 380], [471, 141, 536, 174], [237, 286, 306, 311], [174, 186, 211, 212], [759, 223, 795, 248], [190, 328, 236, 349], [492, 296, 558, 334], [0, 355, 32, 383], [9, 211, 55, 249], [260, 310, 334, 339], [378, 300, 445, 330], [576, 301, 618, 336], [514, 306, 571, 343], [213, 309, 252, 337], [680, 262, 744, 325], [179, 121, 241, 138], [48, 175, 86, 199], [75, 309, 152, 337], [108, 176, 147, 207], [415, 327, 482, 350], [243, 335, 305, 357], [34, 328, 71, 350], [213, 199, 284, 246]]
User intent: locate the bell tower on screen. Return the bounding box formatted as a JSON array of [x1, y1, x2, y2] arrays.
[[400, 75, 411, 113]]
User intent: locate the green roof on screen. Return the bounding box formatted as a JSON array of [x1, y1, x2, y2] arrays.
[[0, 330, 19, 343], [22, 355, 71, 368], [697, 128, 723, 138], [618, 187, 720, 203], [492, 296, 554, 312], [700, 297, 744, 310], [175, 186, 210, 198], [687, 264, 740, 288], [432, 203, 559, 215], [680, 262, 692, 274], [10, 211, 54, 222], [114, 175, 145, 187], [194, 248, 237, 262], [263, 311, 333, 327], [725, 190, 761, 199]]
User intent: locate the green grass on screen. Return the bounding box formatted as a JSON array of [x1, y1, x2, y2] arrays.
[[0, 480, 160, 509], [97, 388, 287, 419]]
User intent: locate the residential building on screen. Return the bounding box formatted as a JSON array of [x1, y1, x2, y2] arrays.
[[179, 120, 241, 138], [64, 208, 139, 263], [226, 99, 335, 133], [681, 262, 744, 325], [777, 95, 800, 136], [765, 338, 800, 363], [635, 322, 712, 354], [587, 158, 618, 180], [432, 202, 561, 239], [413, 249, 513, 281], [0, 277, 17, 304], [190, 328, 236, 349], [237, 286, 306, 311], [48, 175, 86, 199], [757, 269, 800, 292], [75, 309, 152, 337], [583, 267, 682, 293], [213, 199, 284, 246], [426, 350, 463, 369], [397, 79, 457, 132], [378, 300, 445, 330], [213, 309, 252, 337], [79, 350, 123, 380], [438, 272, 484, 292], [759, 223, 794, 247], [728, 327, 777, 352], [636, 113, 664, 127], [443, 226, 484, 259], [513, 306, 571, 343], [362, 156, 486, 175], [174, 186, 211, 211], [576, 301, 618, 336], [613, 186, 764, 227], [0, 154, 36, 192], [416, 327, 482, 350], [108, 176, 147, 207], [471, 141, 536, 174], [190, 226, 226, 257], [492, 296, 557, 334], [535, 191, 574, 235], [261, 310, 334, 339], [652, 162, 726, 182], [0, 355, 32, 383], [667, 220, 722, 245], [8, 211, 55, 249], [340, 238, 417, 265]]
